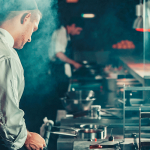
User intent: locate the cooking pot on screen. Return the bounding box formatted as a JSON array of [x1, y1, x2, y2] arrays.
[[75, 124, 107, 139], [51, 124, 107, 140], [61, 90, 96, 114], [78, 128, 103, 140]]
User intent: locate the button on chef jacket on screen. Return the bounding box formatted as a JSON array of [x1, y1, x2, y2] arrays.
[[0, 28, 27, 149]]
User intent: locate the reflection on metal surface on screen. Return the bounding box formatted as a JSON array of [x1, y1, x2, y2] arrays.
[[51, 132, 77, 136]]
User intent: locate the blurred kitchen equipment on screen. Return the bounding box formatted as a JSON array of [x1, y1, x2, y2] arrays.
[[102, 77, 117, 92], [51, 124, 106, 140], [73, 110, 90, 118], [74, 124, 107, 139], [40, 117, 54, 150], [81, 61, 105, 69], [50, 126, 79, 137], [61, 90, 96, 113], [108, 128, 114, 141], [72, 61, 104, 78], [101, 109, 122, 119], [90, 105, 101, 119], [78, 128, 103, 140]]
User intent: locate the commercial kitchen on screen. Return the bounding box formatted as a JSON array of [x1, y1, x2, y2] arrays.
[[15, 0, 150, 150]]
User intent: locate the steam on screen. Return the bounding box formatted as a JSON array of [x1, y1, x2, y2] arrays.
[[18, 0, 59, 97]]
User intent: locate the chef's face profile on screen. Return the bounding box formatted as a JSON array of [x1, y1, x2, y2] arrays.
[[14, 13, 40, 50], [70, 24, 83, 36]]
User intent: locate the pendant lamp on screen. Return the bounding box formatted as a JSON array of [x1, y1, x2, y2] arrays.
[[133, 0, 150, 32], [133, 3, 146, 32]]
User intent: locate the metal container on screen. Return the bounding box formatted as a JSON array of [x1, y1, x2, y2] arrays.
[[61, 90, 95, 114], [78, 128, 103, 140], [75, 124, 107, 139]]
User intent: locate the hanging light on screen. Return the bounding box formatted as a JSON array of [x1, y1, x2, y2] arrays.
[[133, 3, 147, 31], [133, 1, 150, 32], [147, 1, 150, 30], [133, 16, 143, 30]]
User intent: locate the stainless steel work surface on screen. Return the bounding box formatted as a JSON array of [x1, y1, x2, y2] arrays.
[[73, 140, 119, 150], [73, 139, 150, 150]]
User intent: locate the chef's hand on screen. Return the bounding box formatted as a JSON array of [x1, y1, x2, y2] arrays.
[[73, 62, 82, 69], [25, 131, 46, 150]]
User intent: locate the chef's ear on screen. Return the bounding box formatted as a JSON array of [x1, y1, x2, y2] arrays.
[[21, 13, 31, 24]]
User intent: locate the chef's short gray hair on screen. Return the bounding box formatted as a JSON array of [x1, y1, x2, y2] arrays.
[[0, 9, 42, 25], [8, 9, 42, 21]]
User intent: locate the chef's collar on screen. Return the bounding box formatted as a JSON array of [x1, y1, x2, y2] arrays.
[[0, 28, 14, 48]]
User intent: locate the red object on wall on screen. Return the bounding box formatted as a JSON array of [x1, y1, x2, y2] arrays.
[[135, 28, 149, 32]]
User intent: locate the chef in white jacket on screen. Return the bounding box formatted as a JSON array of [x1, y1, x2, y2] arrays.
[[49, 18, 83, 98], [0, 0, 45, 150]]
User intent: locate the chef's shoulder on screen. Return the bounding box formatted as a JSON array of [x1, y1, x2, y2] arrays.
[[0, 39, 23, 77], [53, 26, 66, 37], [0, 38, 9, 57]]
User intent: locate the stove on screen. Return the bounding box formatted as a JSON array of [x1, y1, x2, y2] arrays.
[[56, 109, 124, 150], [55, 109, 150, 150]]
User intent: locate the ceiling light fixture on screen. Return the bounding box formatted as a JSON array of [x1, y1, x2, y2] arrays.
[[81, 13, 95, 18], [66, 0, 78, 3], [133, 0, 150, 32], [133, 2, 146, 32]]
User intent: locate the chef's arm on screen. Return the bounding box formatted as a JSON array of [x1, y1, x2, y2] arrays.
[[0, 58, 46, 150], [0, 58, 27, 150], [56, 52, 82, 69]]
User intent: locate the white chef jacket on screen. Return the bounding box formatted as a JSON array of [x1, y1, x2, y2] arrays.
[[0, 28, 27, 149], [48, 26, 72, 77], [49, 26, 71, 61]]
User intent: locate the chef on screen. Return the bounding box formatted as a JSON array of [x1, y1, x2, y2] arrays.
[[49, 18, 83, 98], [0, 0, 46, 150]]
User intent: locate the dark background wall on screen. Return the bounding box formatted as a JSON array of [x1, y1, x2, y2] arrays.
[[17, 0, 143, 133]]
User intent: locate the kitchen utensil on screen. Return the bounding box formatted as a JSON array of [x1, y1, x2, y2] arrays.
[[90, 105, 101, 119], [50, 126, 79, 137], [51, 132, 77, 136]]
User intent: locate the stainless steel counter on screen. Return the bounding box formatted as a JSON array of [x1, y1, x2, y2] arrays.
[[119, 56, 150, 84]]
